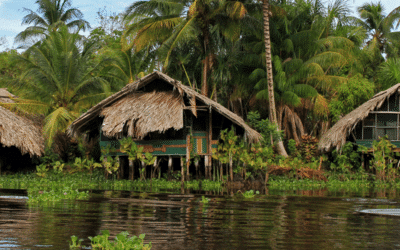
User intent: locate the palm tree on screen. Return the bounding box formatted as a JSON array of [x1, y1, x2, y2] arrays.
[[261, 0, 288, 156], [251, 56, 318, 144], [103, 46, 156, 86], [123, 0, 250, 96], [15, 0, 90, 44], [7, 26, 109, 150], [377, 58, 400, 90], [356, 2, 400, 56]]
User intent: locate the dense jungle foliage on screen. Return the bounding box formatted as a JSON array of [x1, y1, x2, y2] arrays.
[[0, 0, 400, 181]]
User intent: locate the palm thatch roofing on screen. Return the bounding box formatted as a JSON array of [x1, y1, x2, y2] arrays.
[[0, 88, 44, 157], [319, 83, 400, 153], [68, 71, 262, 143]]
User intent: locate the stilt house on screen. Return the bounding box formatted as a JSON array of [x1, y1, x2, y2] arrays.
[[319, 83, 400, 152], [68, 71, 261, 178], [0, 89, 44, 173]]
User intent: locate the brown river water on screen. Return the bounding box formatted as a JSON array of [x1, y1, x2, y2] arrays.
[[1, 189, 400, 249]]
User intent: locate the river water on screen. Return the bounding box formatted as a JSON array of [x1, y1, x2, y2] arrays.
[[1, 188, 400, 249]]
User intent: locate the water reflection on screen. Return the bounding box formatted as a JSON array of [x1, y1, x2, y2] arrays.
[[1, 189, 400, 249]]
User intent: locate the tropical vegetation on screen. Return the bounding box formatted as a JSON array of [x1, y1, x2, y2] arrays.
[[0, 0, 399, 188]]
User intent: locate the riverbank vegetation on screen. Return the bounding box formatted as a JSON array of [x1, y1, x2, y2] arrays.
[[0, 0, 400, 195]]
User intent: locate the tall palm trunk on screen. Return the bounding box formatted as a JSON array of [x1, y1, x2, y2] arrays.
[[201, 28, 210, 96], [262, 0, 288, 157]]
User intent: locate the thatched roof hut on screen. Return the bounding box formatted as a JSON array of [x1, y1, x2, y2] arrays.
[[319, 83, 400, 153], [68, 71, 262, 143], [0, 88, 44, 157]]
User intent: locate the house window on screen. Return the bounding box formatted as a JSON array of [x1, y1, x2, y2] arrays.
[[357, 94, 400, 141]]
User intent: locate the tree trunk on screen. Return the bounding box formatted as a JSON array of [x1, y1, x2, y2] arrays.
[[262, 0, 288, 157], [201, 28, 210, 96]]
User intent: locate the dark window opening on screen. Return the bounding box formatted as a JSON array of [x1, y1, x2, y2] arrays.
[[378, 100, 388, 111], [363, 127, 374, 139], [377, 114, 397, 127], [364, 114, 375, 126], [193, 112, 207, 131], [354, 123, 362, 140], [389, 94, 399, 111]]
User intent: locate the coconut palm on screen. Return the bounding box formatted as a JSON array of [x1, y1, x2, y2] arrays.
[[7, 26, 110, 149], [356, 2, 400, 56], [260, 0, 288, 156], [251, 56, 318, 143], [123, 0, 252, 96], [102, 46, 156, 87], [15, 0, 90, 44], [377, 58, 400, 90]]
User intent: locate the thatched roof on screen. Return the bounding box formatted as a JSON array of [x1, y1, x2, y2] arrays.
[[0, 89, 44, 157], [68, 71, 262, 143], [319, 83, 400, 153]]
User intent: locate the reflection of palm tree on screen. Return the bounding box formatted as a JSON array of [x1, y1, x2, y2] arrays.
[[9, 26, 109, 148], [15, 0, 90, 44]]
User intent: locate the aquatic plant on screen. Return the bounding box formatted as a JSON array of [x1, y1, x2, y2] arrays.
[[200, 195, 210, 204], [241, 190, 259, 198], [70, 230, 151, 250]]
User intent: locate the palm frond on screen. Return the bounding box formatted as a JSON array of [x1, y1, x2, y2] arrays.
[[281, 91, 301, 107], [43, 106, 77, 147]]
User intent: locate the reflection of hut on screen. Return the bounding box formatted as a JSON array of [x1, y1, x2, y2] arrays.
[[68, 71, 261, 179], [319, 83, 400, 152], [0, 89, 44, 172]]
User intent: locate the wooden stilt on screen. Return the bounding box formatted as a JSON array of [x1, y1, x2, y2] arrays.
[[205, 156, 209, 180], [168, 156, 173, 181], [361, 153, 365, 170], [152, 157, 158, 179], [208, 106, 213, 180], [186, 158, 190, 182], [186, 135, 191, 182], [141, 160, 146, 180], [103, 156, 108, 179], [129, 159, 134, 180], [195, 159, 199, 180], [229, 156, 233, 182], [181, 156, 185, 183], [118, 156, 123, 180], [220, 163, 223, 181]]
